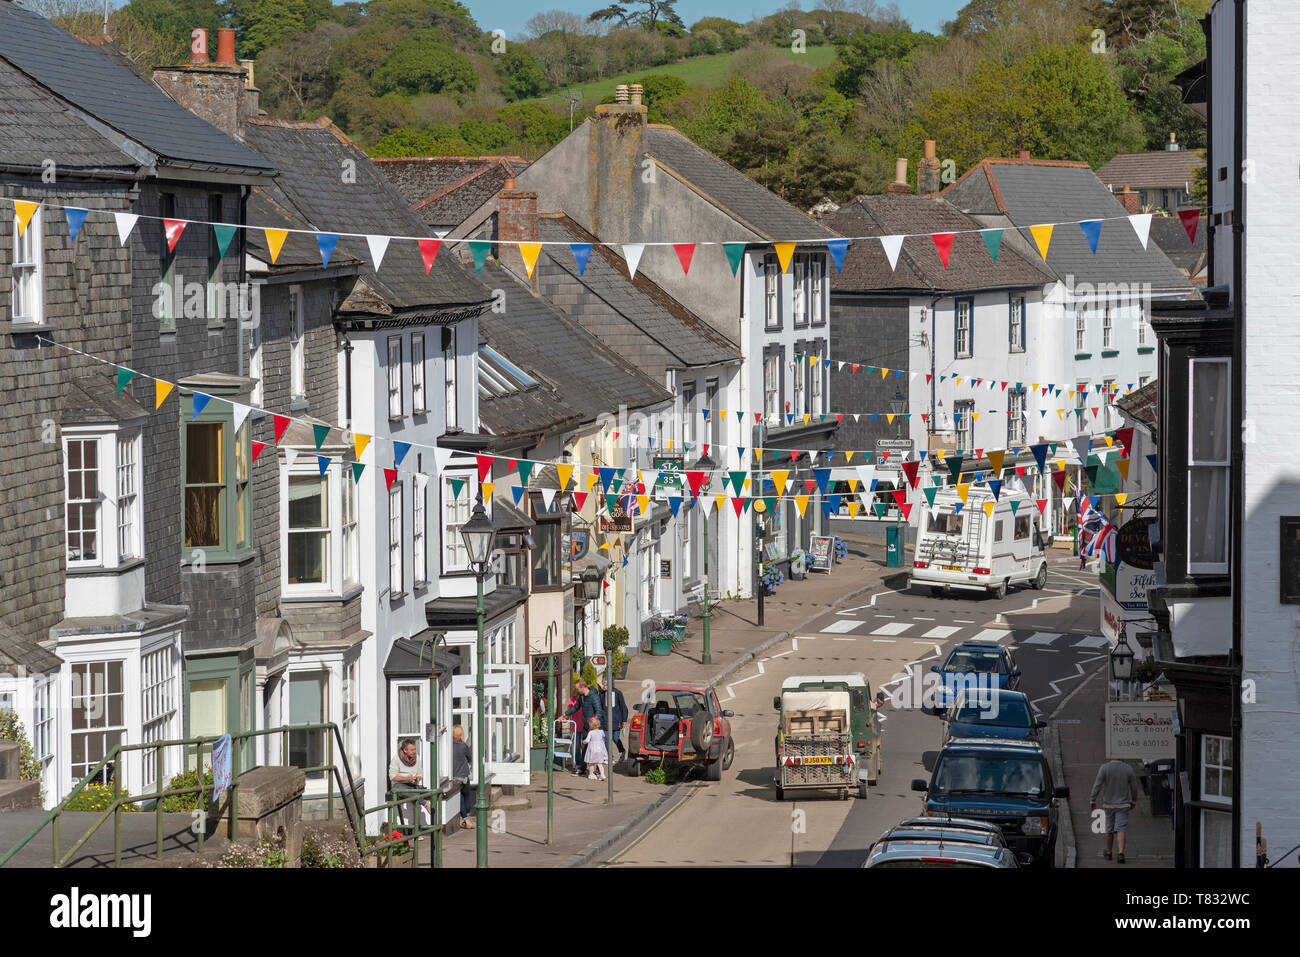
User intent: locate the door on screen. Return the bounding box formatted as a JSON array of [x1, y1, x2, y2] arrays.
[[388, 680, 429, 788], [1011, 510, 1035, 579]]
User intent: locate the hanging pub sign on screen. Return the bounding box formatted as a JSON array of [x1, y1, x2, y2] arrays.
[[809, 535, 834, 572], [600, 498, 633, 534], [1116, 517, 1156, 569], [571, 529, 590, 561]]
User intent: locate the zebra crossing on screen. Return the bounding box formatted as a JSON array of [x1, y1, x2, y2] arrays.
[[815, 614, 1107, 651]]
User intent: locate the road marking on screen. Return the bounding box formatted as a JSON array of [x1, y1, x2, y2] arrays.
[[819, 619, 860, 634], [723, 672, 763, 699], [952, 619, 975, 624], [1072, 635, 1109, 648], [1029, 648, 1059, 653], [970, 628, 1011, 643], [914, 616, 936, 621], [756, 660, 765, 675], [872, 638, 897, 643], [1032, 653, 1107, 710], [832, 637, 856, 642], [1022, 631, 1063, 645], [921, 625, 961, 640], [874, 614, 895, 619], [768, 650, 793, 659], [871, 621, 912, 636]]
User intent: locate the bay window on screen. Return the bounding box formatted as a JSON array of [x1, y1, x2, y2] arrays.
[[140, 643, 179, 790], [12, 205, 43, 325], [1187, 358, 1230, 573], [286, 474, 329, 586], [182, 390, 253, 563], [443, 473, 472, 572], [65, 438, 99, 565], [64, 427, 142, 569], [70, 660, 125, 784]]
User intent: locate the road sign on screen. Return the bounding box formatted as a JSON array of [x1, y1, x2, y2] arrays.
[[589, 654, 607, 668], [875, 438, 913, 471], [451, 673, 509, 700]]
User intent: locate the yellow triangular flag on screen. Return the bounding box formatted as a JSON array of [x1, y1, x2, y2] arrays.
[[794, 495, 809, 518], [354, 433, 371, 460], [802, 413, 810, 425], [847, 501, 861, 518], [519, 242, 541, 277], [935, 449, 946, 462], [886, 414, 895, 425], [587, 473, 599, 491], [847, 479, 859, 492], [1105, 436, 1114, 447], [742, 477, 751, 492], [809, 355, 818, 367], [715, 494, 727, 512], [755, 447, 764, 462], [155, 380, 174, 409], [600, 541, 611, 551], [1068, 390, 1075, 400], [637, 494, 650, 514], [955, 377, 963, 387], [982, 501, 995, 518], [881, 367, 889, 379], [265, 228, 288, 264], [988, 450, 1004, 475], [1057, 409, 1064, 420], [774, 242, 796, 273], [845, 450, 855, 463], [719, 409, 727, 421], [771, 469, 789, 494], [972, 412, 980, 423], [1031, 383, 1039, 392], [1030, 223, 1054, 260], [956, 482, 970, 504], [667, 439, 674, 451], [1056, 460, 1066, 472], [14, 200, 39, 237], [481, 481, 494, 501], [1114, 493, 1128, 506], [557, 463, 575, 490], [1116, 459, 1131, 481]]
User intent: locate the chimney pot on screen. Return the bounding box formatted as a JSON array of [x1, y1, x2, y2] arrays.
[[923, 140, 936, 159], [216, 27, 236, 65], [503, 177, 515, 189], [190, 28, 209, 64], [615, 85, 629, 104], [629, 83, 643, 106], [240, 59, 256, 89], [1018, 150, 1030, 160], [886, 158, 912, 194]]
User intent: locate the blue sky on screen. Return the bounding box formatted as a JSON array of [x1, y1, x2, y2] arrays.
[[463, 0, 967, 35]]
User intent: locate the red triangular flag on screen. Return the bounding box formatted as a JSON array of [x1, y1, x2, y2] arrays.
[[572, 491, 588, 511], [790, 450, 798, 463], [836, 413, 844, 423], [880, 450, 890, 463], [475, 453, 493, 482], [506, 458, 517, 473], [1115, 426, 1135, 456], [805, 479, 817, 494], [384, 468, 398, 490], [975, 449, 983, 460], [731, 497, 745, 517], [852, 364, 860, 374], [418, 238, 441, 274], [901, 460, 920, 488], [900, 503, 913, 521], [754, 412, 762, 423], [925, 374, 933, 384], [920, 413, 929, 423], [1178, 208, 1200, 244], [673, 243, 695, 275], [1000, 381, 1008, 391], [1035, 498, 1047, 515], [1091, 407, 1100, 418], [1016, 466, 1027, 477], [686, 471, 706, 498], [1051, 471, 1066, 492], [163, 218, 186, 253], [251, 440, 267, 463], [273, 414, 290, 444], [931, 232, 955, 268], [891, 490, 907, 508]]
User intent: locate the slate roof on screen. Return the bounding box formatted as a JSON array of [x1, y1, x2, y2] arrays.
[[539, 214, 742, 377], [59, 374, 150, 426], [645, 126, 838, 242], [1095, 150, 1204, 190], [375, 156, 530, 229], [241, 118, 490, 320], [1149, 214, 1207, 280], [942, 158, 1193, 293], [477, 260, 671, 438], [1115, 379, 1157, 430], [0, 3, 272, 176], [823, 194, 1054, 293], [0, 619, 61, 674]]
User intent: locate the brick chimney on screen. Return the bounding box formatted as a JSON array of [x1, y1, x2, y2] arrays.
[[917, 140, 941, 199], [153, 27, 260, 140], [499, 183, 539, 290], [1018, 150, 1031, 160], [1116, 185, 1140, 214], [886, 158, 911, 195], [587, 84, 648, 241]]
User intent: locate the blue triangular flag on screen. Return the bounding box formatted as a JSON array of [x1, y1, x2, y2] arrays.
[[64, 207, 88, 244], [826, 493, 842, 513], [668, 496, 682, 518], [826, 239, 849, 273], [192, 392, 212, 420], [393, 441, 411, 467], [597, 466, 617, 492], [1147, 453, 1158, 473], [317, 455, 330, 476], [1031, 443, 1049, 473], [1079, 219, 1102, 255], [570, 243, 592, 275], [786, 413, 794, 425], [511, 485, 525, 506], [317, 232, 339, 268], [737, 447, 746, 464], [702, 408, 710, 421], [813, 468, 831, 496], [989, 479, 1002, 501]]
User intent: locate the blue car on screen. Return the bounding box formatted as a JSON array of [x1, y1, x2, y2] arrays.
[[942, 689, 1045, 744], [929, 641, 1020, 714]]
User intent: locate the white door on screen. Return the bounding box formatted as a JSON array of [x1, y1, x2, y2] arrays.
[[388, 680, 428, 788]]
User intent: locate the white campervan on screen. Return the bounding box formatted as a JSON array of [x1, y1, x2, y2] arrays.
[[910, 483, 1048, 599]]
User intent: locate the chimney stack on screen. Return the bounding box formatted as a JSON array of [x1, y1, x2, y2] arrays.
[[190, 28, 209, 64], [886, 158, 911, 195], [153, 27, 258, 141], [1117, 185, 1140, 214], [918, 139, 941, 199], [1018, 149, 1031, 160], [216, 27, 236, 65], [499, 186, 539, 290], [589, 85, 648, 241]]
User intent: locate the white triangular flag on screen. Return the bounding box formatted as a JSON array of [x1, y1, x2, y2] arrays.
[[879, 235, 904, 271], [837, 361, 845, 371], [1129, 213, 1152, 250], [435, 229, 449, 240], [367, 234, 391, 270], [114, 212, 139, 245], [285, 447, 299, 468], [853, 413, 861, 423], [856, 465, 877, 492], [540, 487, 557, 509], [644, 469, 660, 492], [622, 243, 645, 279], [231, 402, 252, 433], [433, 447, 454, 475]]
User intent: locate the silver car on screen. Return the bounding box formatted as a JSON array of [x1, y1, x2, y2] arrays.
[[863, 817, 1025, 868]]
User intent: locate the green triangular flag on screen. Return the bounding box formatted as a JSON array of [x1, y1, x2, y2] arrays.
[[352, 462, 366, 483], [517, 460, 535, 485], [728, 470, 747, 496], [605, 493, 619, 513], [1008, 499, 1020, 515], [873, 502, 888, 518], [116, 367, 136, 394], [212, 223, 238, 258], [1085, 464, 1099, 485], [923, 486, 938, 507], [946, 454, 964, 482], [313, 424, 330, 449], [1049, 443, 1059, 456], [723, 242, 745, 276], [450, 477, 465, 500], [609, 477, 623, 496], [980, 228, 1002, 263], [763, 496, 776, 515], [468, 240, 491, 273], [741, 497, 752, 513], [932, 475, 943, 486]]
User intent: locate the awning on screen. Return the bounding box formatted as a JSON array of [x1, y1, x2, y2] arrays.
[[384, 635, 465, 679], [424, 585, 526, 630]]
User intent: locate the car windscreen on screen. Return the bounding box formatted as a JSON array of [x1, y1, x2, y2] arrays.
[[943, 651, 1007, 674], [953, 696, 1031, 726], [931, 755, 1046, 796]]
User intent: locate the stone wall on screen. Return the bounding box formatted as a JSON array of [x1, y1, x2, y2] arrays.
[[828, 294, 909, 452]]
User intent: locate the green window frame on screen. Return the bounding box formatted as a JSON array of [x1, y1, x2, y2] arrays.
[[182, 389, 253, 564]]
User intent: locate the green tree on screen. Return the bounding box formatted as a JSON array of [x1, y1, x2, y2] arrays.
[[369, 127, 474, 156], [831, 28, 942, 98], [497, 102, 569, 146], [458, 118, 515, 151], [589, 0, 683, 31], [495, 44, 547, 100], [327, 70, 414, 146], [120, 0, 224, 49], [370, 31, 477, 98], [226, 0, 335, 58]]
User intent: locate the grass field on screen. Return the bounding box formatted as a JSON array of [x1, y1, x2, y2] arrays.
[[522, 44, 839, 109]]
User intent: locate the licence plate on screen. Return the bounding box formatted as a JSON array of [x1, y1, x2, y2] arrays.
[[803, 756, 833, 764], [944, 565, 962, 571]]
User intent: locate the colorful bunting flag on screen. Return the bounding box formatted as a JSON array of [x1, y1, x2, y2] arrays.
[[673, 243, 695, 275], [722, 242, 745, 276], [316, 232, 338, 268], [64, 207, 88, 244], [774, 242, 795, 273], [265, 228, 288, 264], [366, 234, 390, 270], [418, 238, 441, 274], [1029, 223, 1053, 260], [981, 228, 1002, 262], [468, 240, 491, 273], [622, 243, 645, 279], [932, 232, 955, 268], [570, 243, 592, 275], [826, 239, 849, 272], [1079, 219, 1102, 255], [155, 380, 173, 409], [519, 241, 542, 277]]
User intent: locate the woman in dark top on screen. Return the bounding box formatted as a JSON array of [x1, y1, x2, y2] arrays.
[[452, 725, 474, 829]]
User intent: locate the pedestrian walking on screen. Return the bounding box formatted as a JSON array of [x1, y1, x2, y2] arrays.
[[598, 679, 629, 763], [584, 715, 608, 781], [452, 725, 474, 829], [1089, 757, 1139, 863], [564, 680, 605, 776]]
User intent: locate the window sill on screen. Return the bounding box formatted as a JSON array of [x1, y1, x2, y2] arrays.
[[282, 588, 348, 602], [1009, 346, 1025, 354], [1074, 352, 1092, 360], [388, 590, 408, 602], [66, 557, 147, 576], [1137, 346, 1155, 354], [183, 546, 254, 567], [956, 353, 972, 360], [2, 320, 54, 337], [289, 397, 309, 413], [1101, 349, 1119, 358]]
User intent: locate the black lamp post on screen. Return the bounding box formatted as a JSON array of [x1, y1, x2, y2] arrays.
[[692, 451, 715, 665], [459, 500, 497, 868], [1110, 627, 1135, 702]]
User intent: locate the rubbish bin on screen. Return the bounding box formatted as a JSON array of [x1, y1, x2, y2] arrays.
[[886, 524, 902, 568], [1147, 758, 1173, 817]]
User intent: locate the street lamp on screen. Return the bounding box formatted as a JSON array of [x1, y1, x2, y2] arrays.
[[692, 451, 715, 666], [890, 388, 907, 554], [581, 564, 602, 601], [890, 388, 906, 439], [460, 499, 497, 868], [1110, 628, 1135, 681]]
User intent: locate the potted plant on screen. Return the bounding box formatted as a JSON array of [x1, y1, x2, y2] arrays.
[[833, 536, 848, 562], [1132, 656, 1159, 685], [646, 622, 675, 656], [612, 648, 629, 679], [789, 548, 808, 580], [668, 613, 689, 643], [759, 563, 784, 595]]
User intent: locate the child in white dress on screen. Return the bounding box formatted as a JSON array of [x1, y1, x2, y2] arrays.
[[584, 715, 608, 781]]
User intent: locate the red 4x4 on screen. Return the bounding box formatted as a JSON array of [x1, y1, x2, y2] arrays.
[[627, 684, 735, 781]]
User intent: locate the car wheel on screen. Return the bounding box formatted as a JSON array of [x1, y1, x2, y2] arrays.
[[721, 738, 735, 771], [1034, 564, 1047, 590], [839, 787, 849, 801], [857, 781, 869, 799], [706, 757, 722, 782], [775, 784, 785, 801], [930, 586, 944, 598], [993, 579, 1008, 600], [626, 759, 641, 778]]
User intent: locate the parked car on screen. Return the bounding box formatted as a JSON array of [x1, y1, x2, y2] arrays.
[[911, 738, 1068, 867], [864, 817, 1024, 868], [773, 673, 883, 801], [627, 684, 734, 781], [942, 689, 1045, 744], [929, 641, 1021, 714]]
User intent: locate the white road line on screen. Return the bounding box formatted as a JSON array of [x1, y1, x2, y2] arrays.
[[1032, 653, 1107, 710], [768, 650, 793, 659], [756, 660, 765, 675], [871, 621, 912, 636], [872, 638, 897, 643], [1021, 631, 1063, 645], [723, 672, 763, 700], [921, 625, 962, 640], [1072, 635, 1109, 648], [874, 614, 895, 619], [914, 616, 936, 621], [952, 619, 975, 624], [970, 628, 1011, 643], [1030, 648, 1059, 653], [791, 638, 797, 650], [832, 637, 856, 642], [819, 619, 860, 634]]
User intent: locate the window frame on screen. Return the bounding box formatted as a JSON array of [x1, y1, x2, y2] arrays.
[[283, 467, 335, 595], [206, 194, 224, 329], [763, 254, 780, 330], [531, 513, 564, 592], [387, 335, 403, 420], [1008, 295, 1025, 353], [954, 400, 975, 452], [289, 285, 305, 401], [69, 659, 127, 785], [792, 253, 809, 328], [413, 474, 428, 587], [441, 471, 474, 575], [1074, 306, 1087, 353], [389, 481, 404, 597], [443, 326, 458, 430], [411, 333, 426, 414], [11, 205, 44, 326], [182, 391, 253, 565], [63, 426, 143, 570], [1200, 733, 1232, 806], [954, 298, 973, 358], [1102, 307, 1114, 349], [1186, 357, 1231, 575], [1007, 387, 1026, 447], [809, 254, 825, 326], [763, 348, 782, 426]]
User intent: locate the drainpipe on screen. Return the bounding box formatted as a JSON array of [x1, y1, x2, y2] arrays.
[[1229, 0, 1244, 870]]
